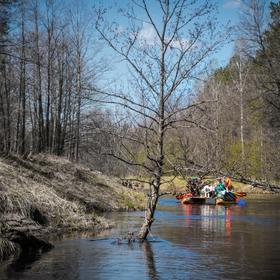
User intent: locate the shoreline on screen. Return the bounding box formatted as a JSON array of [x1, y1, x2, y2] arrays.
[[0, 154, 146, 262], [1, 154, 278, 262]]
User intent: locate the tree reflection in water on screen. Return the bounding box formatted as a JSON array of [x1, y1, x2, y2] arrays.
[[142, 241, 159, 280]]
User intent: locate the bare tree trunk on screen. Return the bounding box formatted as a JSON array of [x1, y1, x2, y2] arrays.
[[70, 7, 85, 163], [29, 96, 34, 154], [75, 59, 81, 162], [34, 0, 44, 152], [32, 72, 39, 152], [0, 83, 7, 152], [15, 77, 21, 154], [138, 36, 166, 240], [214, 82, 221, 168], [46, 21, 52, 151], [61, 61, 72, 154], [55, 56, 64, 155], [3, 62, 11, 153], [45, 0, 56, 152], [19, 2, 26, 155], [237, 58, 245, 162], [138, 182, 159, 240]]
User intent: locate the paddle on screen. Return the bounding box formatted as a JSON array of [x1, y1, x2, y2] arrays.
[[233, 191, 247, 198], [224, 192, 237, 201]]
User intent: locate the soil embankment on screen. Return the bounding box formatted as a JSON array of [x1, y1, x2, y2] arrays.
[[0, 154, 145, 261]]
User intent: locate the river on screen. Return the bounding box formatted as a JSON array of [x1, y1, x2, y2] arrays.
[[1, 195, 280, 279]]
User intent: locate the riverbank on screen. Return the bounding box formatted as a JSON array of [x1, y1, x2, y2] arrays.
[[158, 176, 276, 194], [0, 154, 146, 261]]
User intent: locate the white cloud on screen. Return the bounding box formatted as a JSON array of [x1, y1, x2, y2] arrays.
[[170, 38, 190, 50], [137, 22, 190, 50], [138, 22, 159, 46], [116, 25, 124, 35], [223, 0, 241, 9]]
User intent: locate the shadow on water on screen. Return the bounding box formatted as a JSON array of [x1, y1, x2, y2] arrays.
[[7, 244, 54, 270], [141, 241, 159, 280], [7, 250, 42, 272]]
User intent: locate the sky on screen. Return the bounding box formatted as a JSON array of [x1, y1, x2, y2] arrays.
[[218, 0, 242, 65], [89, 0, 243, 85], [68, 0, 249, 90]]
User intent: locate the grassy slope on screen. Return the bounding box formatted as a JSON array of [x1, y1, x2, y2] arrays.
[[0, 154, 145, 260]]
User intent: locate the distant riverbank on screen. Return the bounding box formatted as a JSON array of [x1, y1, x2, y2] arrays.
[[139, 175, 277, 195], [0, 154, 145, 261]]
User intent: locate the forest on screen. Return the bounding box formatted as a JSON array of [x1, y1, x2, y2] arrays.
[[0, 0, 279, 188]]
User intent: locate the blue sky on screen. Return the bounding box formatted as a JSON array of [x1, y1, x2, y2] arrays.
[[40, 0, 242, 70], [218, 0, 242, 65], [92, 0, 241, 63], [89, 0, 243, 87]]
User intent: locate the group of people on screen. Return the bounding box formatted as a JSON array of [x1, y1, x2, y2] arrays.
[[188, 176, 234, 199]]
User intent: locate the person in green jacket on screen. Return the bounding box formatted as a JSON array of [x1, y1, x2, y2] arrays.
[[215, 177, 226, 197]]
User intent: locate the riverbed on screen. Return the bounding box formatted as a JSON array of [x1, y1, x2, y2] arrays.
[[1, 195, 280, 279]]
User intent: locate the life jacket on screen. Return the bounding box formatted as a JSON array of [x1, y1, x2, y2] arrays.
[[225, 177, 232, 190]]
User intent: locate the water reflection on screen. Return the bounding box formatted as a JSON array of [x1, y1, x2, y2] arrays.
[[180, 204, 238, 237], [142, 241, 159, 280], [7, 251, 42, 273], [1, 197, 280, 280], [225, 207, 231, 237], [158, 203, 233, 244]]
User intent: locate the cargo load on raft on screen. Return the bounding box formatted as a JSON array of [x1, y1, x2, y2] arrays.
[[176, 177, 246, 206]]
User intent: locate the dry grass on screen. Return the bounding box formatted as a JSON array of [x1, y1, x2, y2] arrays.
[[0, 154, 145, 236], [0, 219, 18, 261], [0, 238, 18, 261], [0, 154, 147, 261]]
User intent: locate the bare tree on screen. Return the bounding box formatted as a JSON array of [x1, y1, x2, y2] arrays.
[[18, 0, 27, 155], [229, 40, 251, 170], [67, 4, 93, 162], [0, 0, 102, 159], [95, 0, 227, 240]]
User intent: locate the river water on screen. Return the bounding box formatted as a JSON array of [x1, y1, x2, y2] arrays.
[[1, 196, 280, 280]]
